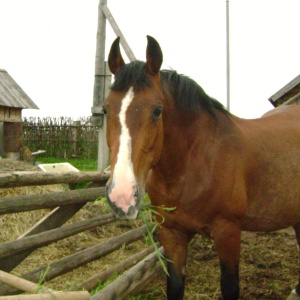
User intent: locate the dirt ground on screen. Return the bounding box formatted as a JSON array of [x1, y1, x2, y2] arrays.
[[1, 158, 299, 299], [139, 229, 299, 300]]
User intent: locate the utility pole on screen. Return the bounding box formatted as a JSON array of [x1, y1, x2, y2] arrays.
[[226, 0, 230, 111]]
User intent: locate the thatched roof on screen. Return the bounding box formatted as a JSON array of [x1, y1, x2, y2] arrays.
[[0, 69, 38, 109]]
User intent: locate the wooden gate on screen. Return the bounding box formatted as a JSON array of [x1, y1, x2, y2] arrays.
[[0, 170, 162, 299]]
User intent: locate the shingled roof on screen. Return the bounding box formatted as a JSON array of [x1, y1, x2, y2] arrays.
[[0, 69, 38, 109]]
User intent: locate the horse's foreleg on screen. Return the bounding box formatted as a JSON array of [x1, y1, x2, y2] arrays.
[[212, 219, 241, 300], [158, 226, 192, 300]]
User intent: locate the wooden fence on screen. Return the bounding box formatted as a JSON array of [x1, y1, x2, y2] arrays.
[[0, 171, 162, 299], [23, 117, 98, 159]]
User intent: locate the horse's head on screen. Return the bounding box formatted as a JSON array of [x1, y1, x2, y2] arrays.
[[105, 36, 164, 219]]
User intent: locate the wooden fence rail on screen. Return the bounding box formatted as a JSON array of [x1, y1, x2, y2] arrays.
[[0, 270, 90, 300], [0, 187, 105, 215], [72, 243, 160, 291], [0, 225, 150, 296], [91, 247, 163, 300], [0, 171, 109, 188], [0, 213, 115, 260], [0, 171, 162, 298], [23, 117, 99, 159]]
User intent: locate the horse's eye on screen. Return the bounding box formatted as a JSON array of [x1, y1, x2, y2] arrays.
[[153, 106, 163, 119]]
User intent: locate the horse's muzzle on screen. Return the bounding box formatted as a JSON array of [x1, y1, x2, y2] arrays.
[[105, 183, 141, 220]]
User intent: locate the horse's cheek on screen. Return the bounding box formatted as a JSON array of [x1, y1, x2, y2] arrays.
[[151, 123, 164, 167]]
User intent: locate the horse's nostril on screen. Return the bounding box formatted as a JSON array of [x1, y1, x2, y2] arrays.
[[127, 205, 135, 216]]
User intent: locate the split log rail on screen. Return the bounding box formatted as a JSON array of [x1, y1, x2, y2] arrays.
[[0, 171, 163, 299]]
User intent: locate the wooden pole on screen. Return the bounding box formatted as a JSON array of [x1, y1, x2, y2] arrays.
[[0, 270, 90, 299], [0, 270, 41, 293], [0, 187, 105, 215], [92, 0, 107, 118], [0, 171, 109, 188], [92, 0, 111, 172], [0, 225, 149, 296], [0, 214, 115, 260], [96, 61, 111, 172], [90, 247, 163, 300], [0, 204, 85, 272], [0, 172, 108, 272], [92, 0, 136, 172], [0, 292, 90, 300], [102, 5, 136, 61], [120, 265, 161, 299], [72, 244, 160, 291]]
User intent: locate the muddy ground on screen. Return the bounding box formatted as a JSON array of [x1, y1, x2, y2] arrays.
[[1, 158, 299, 299], [140, 229, 299, 300]]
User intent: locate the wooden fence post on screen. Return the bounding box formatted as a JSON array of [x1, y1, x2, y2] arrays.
[[72, 121, 80, 157], [92, 0, 110, 172], [96, 62, 111, 172], [92, 0, 136, 172]]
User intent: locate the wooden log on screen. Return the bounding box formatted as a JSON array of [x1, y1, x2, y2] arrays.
[[101, 4, 136, 62], [0, 187, 105, 215], [0, 270, 90, 299], [0, 225, 149, 296], [90, 246, 163, 300], [0, 213, 115, 260], [120, 264, 162, 299], [0, 291, 90, 300], [0, 270, 40, 293], [1, 182, 106, 272], [72, 243, 160, 291], [0, 204, 85, 272], [0, 171, 109, 188]]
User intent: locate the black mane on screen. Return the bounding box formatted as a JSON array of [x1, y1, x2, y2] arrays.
[[111, 61, 151, 92], [111, 60, 228, 115]]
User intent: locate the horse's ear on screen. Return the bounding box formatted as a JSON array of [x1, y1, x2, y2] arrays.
[[108, 37, 125, 75], [146, 35, 163, 75]]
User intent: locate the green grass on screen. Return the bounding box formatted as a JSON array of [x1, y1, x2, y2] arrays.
[[36, 157, 98, 171], [36, 156, 98, 189]]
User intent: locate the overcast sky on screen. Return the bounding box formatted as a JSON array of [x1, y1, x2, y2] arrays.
[[0, 0, 299, 120]]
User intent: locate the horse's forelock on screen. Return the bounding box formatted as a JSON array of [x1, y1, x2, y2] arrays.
[[111, 61, 152, 92], [111, 61, 227, 116]]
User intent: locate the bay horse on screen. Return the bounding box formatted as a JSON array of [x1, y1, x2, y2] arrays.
[[104, 35, 300, 300]]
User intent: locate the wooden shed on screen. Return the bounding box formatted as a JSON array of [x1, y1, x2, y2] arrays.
[[269, 74, 300, 107], [0, 69, 38, 158]]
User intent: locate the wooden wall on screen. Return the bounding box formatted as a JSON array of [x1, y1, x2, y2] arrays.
[[0, 106, 22, 122]]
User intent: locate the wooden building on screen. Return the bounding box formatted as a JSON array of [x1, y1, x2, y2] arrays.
[[269, 74, 300, 107], [0, 69, 38, 158]]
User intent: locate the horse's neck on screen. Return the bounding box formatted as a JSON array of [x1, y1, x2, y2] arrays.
[[156, 110, 213, 171], [158, 109, 238, 170]]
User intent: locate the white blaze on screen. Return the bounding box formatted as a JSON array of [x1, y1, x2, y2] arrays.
[[109, 87, 137, 212]]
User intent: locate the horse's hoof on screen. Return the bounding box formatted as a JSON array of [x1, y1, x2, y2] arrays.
[[287, 290, 300, 300]]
